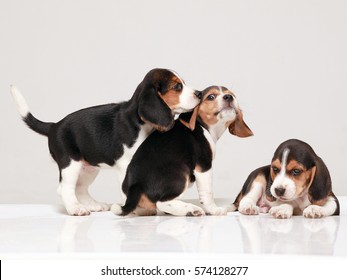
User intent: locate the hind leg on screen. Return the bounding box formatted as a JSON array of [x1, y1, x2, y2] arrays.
[[157, 200, 205, 216], [60, 160, 91, 216], [75, 164, 110, 212], [111, 190, 157, 216]]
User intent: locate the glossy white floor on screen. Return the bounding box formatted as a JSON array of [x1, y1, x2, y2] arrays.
[[0, 198, 346, 258]]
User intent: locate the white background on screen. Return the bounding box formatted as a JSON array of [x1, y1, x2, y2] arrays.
[[1, 0, 346, 204]]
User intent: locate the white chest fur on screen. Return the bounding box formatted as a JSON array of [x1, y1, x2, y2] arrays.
[[201, 126, 216, 159]]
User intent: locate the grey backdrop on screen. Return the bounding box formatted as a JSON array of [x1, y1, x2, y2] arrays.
[[1, 0, 346, 204]]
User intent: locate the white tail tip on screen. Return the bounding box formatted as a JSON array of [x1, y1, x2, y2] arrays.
[[110, 203, 123, 215], [10, 85, 30, 118]]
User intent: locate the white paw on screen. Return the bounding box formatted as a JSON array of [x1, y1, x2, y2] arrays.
[[238, 200, 259, 215], [303, 205, 326, 219], [66, 204, 91, 216], [110, 203, 123, 215], [269, 206, 292, 219], [205, 206, 228, 216], [87, 202, 110, 212], [186, 205, 205, 217]]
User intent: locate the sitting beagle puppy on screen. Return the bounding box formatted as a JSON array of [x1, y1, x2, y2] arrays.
[[11, 68, 201, 216], [231, 139, 340, 218], [111, 86, 253, 216]]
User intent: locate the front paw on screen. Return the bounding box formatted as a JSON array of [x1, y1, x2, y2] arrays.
[[66, 204, 91, 216], [269, 205, 292, 219], [186, 205, 206, 217], [238, 198, 259, 215], [303, 205, 326, 219], [87, 202, 110, 212], [205, 206, 228, 216]]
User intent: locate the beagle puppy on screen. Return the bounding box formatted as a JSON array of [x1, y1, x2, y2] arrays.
[[11, 68, 201, 216], [111, 86, 253, 217], [231, 139, 340, 218]]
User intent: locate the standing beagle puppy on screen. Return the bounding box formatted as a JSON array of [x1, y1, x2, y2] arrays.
[[11, 68, 201, 216], [112, 86, 253, 216], [231, 139, 339, 218]]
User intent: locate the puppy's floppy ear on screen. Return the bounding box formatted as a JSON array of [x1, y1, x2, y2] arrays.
[[179, 106, 199, 131], [265, 169, 277, 202], [308, 157, 331, 205], [228, 110, 253, 137], [138, 85, 174, 132]]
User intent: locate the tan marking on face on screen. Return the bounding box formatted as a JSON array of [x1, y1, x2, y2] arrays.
[[271, 158, 315, 196], [270, 159, 281, 181], [138, 194, 157, 210], [198, 88, 221, 126], [285, 161, 311, 197], [159, 76, 181, 110]]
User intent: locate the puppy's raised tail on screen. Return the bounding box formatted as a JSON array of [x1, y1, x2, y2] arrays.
[[11, 85, 54, 136], [112, 184, 143, 216]]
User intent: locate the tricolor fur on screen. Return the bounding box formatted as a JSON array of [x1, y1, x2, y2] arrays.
[[11, 68, 201, 216], [232, 139, 339, 218], [111, 86, 253, 217]]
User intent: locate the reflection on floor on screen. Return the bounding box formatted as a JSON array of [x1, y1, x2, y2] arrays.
[[0, 197, 346, 257]]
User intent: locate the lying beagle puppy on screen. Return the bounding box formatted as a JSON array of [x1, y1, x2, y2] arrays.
[[111, 86, 253, 216], [231, 139, 340, 218], [11, 68, 201, 216]]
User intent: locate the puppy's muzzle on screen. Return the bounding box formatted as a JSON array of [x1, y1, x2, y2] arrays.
[[274, 187, 286, 197], [223, 94, 233, 102]]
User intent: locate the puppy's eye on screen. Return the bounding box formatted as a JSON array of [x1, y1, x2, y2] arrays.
[[173, 83, 183, 91], [291, 169, 302, 176], [272, 167, 280, 174], [207, 94, 216, 101]]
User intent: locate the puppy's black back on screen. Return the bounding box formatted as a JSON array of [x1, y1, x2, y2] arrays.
[[121, 120, 212, 215], [49, 102, 140, 170]]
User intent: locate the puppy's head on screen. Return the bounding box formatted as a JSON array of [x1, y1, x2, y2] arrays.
[[137, 68, 200, 132], [269, 139, 330, 204], [195, 86, 253, 138]]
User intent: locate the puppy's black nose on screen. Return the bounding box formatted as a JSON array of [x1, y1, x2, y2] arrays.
[[223, 94, 233, 101], [194, 91, 202, 99], [275, 187, 286, 197]]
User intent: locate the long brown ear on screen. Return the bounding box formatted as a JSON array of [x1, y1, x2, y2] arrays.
[[228, 110, 253, 137], [138, 85, 174, 132], [307, 166, 317, 190], [180, 106, 199, 131], [308, 158, 331, 205]]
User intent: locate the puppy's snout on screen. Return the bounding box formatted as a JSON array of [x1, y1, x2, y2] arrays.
[[194, 91, 202, 99], [223, 94, 233, 102], [275, 187, 286, 197]]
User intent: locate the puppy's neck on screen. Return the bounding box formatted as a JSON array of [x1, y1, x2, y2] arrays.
[[203, 121, 228, 143], [179, 111, 228, 142]]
